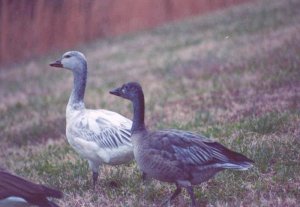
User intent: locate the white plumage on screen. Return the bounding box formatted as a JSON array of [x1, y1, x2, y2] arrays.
[[0, 197, 30, 207], [50, 51, 133, 187], [66, 108, 133, 165]]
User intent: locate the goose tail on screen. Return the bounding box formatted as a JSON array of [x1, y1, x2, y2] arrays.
[[207, 142, 254, 170], [217, 160, 254, 171], [223, 149, 254, 170]]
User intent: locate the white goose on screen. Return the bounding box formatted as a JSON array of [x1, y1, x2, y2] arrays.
[[49, 51, 133, 188]]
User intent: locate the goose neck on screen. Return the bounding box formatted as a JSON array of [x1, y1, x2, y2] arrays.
[[68, 65, 87, 109], [131, 93, 146, 133]]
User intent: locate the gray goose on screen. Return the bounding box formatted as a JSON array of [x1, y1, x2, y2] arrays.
[[0, 169, 62, 207], [49, 51, 133, 188], [110, 82, 254, 206]]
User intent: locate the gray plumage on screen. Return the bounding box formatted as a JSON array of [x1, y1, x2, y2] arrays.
[[49, 51, 133, 188], [110, 82, 254, 206]]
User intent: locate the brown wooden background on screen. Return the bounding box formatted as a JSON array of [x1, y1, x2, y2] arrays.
[[0, 0, 248, 66]]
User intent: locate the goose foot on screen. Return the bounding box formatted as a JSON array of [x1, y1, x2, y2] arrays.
[[161, 184, 182, 206], [160, 198, 171, 207]]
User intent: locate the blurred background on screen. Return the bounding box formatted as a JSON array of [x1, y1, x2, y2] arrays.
[[0, 0, 248, 66], [0, 0, 299, 206]]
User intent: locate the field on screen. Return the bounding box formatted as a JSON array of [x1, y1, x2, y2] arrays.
[[0, 0, 299, 206]]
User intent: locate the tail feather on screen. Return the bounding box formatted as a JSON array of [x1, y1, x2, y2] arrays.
[[206, 142, 254, 170], [216, 161, 253, 171], [224, 149, 254, 170]]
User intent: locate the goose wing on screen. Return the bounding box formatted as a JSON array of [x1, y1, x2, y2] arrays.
[[147, 129, 252, 169], [68, 109, 132, 150], [0, 171, 62, 200]]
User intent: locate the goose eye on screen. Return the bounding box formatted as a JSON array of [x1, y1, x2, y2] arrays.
[[65, 55, 71, 58], [122, 88, 126, 93]]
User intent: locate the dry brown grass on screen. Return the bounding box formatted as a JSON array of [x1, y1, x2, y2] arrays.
[[0, 0, 300, 206]]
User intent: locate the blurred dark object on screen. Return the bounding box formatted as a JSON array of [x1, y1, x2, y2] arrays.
[[0, 169, 62, 207], [0, 0, 248, 66]]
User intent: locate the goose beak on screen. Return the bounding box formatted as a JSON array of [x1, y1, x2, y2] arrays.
[[49, 60, 63, 68], [109, 87, 122, 96]]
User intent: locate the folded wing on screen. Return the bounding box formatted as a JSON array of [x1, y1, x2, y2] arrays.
[[68, 109, 132, 150]]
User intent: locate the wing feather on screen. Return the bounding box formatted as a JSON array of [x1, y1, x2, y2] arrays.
[[147, 129, 252, 169], [68, 109, 132, 150], [0, 171, 62, 200]]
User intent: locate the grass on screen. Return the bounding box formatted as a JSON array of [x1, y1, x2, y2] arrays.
[[0, 0, 300, 206]]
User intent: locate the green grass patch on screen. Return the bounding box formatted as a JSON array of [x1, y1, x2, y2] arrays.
[[237, 112, 288, 134]]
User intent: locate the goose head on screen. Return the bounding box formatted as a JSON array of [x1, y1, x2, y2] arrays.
[[110, 82, 143, 101], [49, 51, 87, 72]]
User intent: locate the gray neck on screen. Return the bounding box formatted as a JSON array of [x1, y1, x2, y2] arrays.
[[131, 92, 146, 133], [68, 63, 87, 109]]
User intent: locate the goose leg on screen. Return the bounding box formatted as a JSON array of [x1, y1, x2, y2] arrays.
[[170, 184, 182, 201], [92, 171, 98, 189], [142, 172, 146, 181], [161, 184, 182, 206], [186, 186, 196, 207], [142, 172, 153, 186], [88, 161, 100, 189]]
